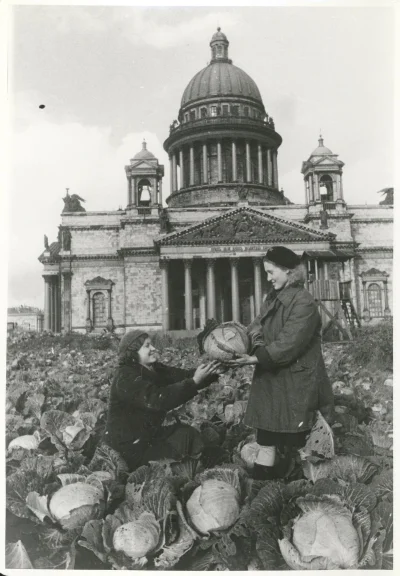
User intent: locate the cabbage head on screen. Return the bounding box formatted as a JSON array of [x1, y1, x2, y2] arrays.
[[182, 466, 249, 537], [202, 322, 249, 362], [246, 477, 390, 570], [279, 495, 359, 569], [26, 474, 105, 530]]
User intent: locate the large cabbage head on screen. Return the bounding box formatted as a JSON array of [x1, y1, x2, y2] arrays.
[[186, 478, 240, 534], [203, 322, 249, 362], [279, 495, 360, 570], [49, 482, 105, 530], [26, 475, 105, 531]]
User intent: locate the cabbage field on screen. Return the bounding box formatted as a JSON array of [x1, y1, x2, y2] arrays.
[[5, 325, 393, 570]]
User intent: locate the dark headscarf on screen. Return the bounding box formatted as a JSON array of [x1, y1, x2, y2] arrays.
[[118, 330, 148, 361]]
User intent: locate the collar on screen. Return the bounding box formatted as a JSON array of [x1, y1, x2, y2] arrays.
[[275, 284, 302, 307]]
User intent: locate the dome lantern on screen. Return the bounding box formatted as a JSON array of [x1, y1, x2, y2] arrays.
[[210, 27, 231, 64]]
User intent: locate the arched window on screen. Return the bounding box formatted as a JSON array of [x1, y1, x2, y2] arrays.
[[320, 175, 334, 202], [137, 178, 152, 206], [92, 292, 106, 327], [367, 283, 383, 318]]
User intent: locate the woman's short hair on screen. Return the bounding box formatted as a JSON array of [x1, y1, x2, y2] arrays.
[[264, 258, 306, 287]]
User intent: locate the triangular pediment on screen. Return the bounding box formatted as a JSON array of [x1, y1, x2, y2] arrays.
[[130, 159, 157, 170], [313, 156, 343, 168], [156, 207, 335, 246]]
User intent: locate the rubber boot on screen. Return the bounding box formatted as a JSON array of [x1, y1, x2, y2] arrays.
[[252, 463, 277, 480]]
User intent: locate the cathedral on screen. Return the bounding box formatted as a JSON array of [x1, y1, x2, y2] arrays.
[[39, 29, 393, 334]]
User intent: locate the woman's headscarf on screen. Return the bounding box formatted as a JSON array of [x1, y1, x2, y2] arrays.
[[118, 330, 148, 364]]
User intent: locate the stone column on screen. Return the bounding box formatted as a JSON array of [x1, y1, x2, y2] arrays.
[[86, 289, 92, 332], [169, 156, 173, 196], [172, 152, 177, 192], [106, 288, 113, 331], [50, 279, 56, 332], [206, 259, 216, 320], [309, 175, 314, 203], [230, 258, 240, 322], [258, 144, 263, 184], [272, 150, 279, 189], [232, 140, 237, 181], [179, 149, 185, 189], [127, 177, 131, 206], [339, 174, 344, 201], [314, 260, 319, 280], [384, 279, 391, 316], [253, 257, 263, 315], [198, 269, 206, 327], [54, 278, 59, 332], [184, 260, 193, 330], [189, 145, 194, 186], [158, 179, 163, 206], [246, 141, 251, 182], [44, 276, 51, 330], [202, 143, 208, 184], [304, 179, 308, 204], [217, 141, 223, 182], [314, 174, 320, 202], [62, 272, 72, 332], [267, 149, 273, 186], [323, 261, 329, 280], [160, 261, 170, 331]]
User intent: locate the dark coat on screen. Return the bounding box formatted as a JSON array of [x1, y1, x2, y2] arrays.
[[103, 361, 201, 469], [244, 284, 334, 434]]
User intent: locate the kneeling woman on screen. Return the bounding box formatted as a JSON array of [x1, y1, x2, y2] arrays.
[[103, 330, 220, 471]]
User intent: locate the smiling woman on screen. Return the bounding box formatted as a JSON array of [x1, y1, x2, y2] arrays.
[[101, 330, 222, 471]]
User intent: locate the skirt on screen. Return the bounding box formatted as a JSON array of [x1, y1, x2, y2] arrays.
[[257, 428, 311, 452]]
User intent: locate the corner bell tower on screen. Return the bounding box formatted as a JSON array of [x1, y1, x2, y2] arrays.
[[301, 135, 345, 207], [125, 140, 164, 209]]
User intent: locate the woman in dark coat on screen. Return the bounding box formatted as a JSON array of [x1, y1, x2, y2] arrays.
[[229, 246, 334, 480], [103, 330, 221, 471]]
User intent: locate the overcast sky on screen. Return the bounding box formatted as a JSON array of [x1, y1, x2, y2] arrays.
[[7, 5, 394, 309]]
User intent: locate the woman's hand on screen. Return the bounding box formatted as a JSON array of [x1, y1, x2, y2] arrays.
[[224, 354, 259, 366], [193, 361, 221, 386]]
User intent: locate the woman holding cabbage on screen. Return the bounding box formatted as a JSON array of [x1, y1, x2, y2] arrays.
[[227, 246, 334, 480], [102, 330, 221, 471]]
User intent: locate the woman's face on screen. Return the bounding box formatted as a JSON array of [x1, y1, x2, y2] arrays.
[[137, 337, 159, 366], [264, 260, 289, 290]]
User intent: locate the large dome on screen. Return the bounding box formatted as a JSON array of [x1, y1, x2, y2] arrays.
[[181, 28, 263, 108], [181, 62, 263, 107]]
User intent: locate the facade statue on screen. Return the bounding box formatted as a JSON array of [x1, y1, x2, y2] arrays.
[[63, 228, 72, 250], [44, 235, 49, 250], [320, 209, 329, 229], [159, 208, 170, 233], [238, 185, 248, 201], [62, 193, 86, 213], [378, 187, 394, 205]]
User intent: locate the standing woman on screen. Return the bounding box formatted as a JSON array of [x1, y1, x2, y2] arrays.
[[229, 246, 334, 480], [102, 330, 221, 471]]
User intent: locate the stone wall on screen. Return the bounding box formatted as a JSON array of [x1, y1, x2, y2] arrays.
[[72, 228, 120, 255], [124, 257, 162, 329]]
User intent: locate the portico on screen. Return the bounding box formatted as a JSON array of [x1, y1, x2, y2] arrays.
[[156, 206, 337, 331]]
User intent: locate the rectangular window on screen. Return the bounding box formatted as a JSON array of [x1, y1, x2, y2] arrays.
[[244, 107, 249, 117], [190, 110, 196, 121], [222, 104, 229, 116], [201, 108, 207, 118], [211, 106, 217, 117], [184, 113, 189, 123], [231, 105, 239, 116]]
